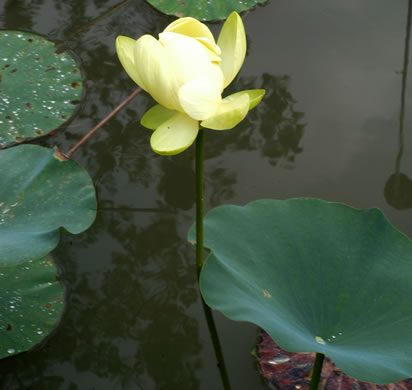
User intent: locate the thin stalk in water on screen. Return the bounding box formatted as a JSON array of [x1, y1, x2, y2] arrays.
[[195, 129, 232, 390]]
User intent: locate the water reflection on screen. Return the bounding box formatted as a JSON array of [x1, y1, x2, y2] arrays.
[[206, 73, 305, 167], [0, 210, 202, 389], [384, 0, 412, 210]]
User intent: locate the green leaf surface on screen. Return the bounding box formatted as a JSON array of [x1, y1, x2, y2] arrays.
[[146, 0, 268, 21], [0, 144, 96, 265], [189, 198, 412, 384], [0, 254, 64, 358], [0, 30, 83, 148]]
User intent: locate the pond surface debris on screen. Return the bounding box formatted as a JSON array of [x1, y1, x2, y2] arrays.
[[256, 330, 412, 390]]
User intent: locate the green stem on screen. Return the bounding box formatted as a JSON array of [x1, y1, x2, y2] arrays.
[[195, 130, 232, 390], [309, 353, 325, 390]]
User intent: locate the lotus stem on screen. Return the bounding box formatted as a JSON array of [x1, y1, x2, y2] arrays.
[[65, 87, 141, 158], [196, 129, 232, 390], [309, 352, 325, 390]]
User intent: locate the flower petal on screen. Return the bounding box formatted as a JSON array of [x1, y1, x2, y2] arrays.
[[134, 35, 180, 110], [141, 104, 176, 130], [201, 93, 249, 130], [151, 113, 199, 155], [159, 32, 221, 62], [217, 12, 247, 88], [163, 17, 215, 42], [116, 36, 145, 89], [178, 77, 222, 120], [223, 89, 265, 110]]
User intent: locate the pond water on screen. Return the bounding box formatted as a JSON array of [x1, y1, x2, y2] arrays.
[[1, 0, 412, 389]]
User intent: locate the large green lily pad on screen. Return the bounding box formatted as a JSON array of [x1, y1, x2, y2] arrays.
[[146, 0, 268, 21], [0, 254, 64, 358], [0, 30, 83, 148], [189, 198, 412, 384], [0, 144, 96, 264]]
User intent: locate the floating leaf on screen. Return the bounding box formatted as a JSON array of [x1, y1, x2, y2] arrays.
[[0, 254, 64, 358], [0, 30, 83, 148], [0, 144, 96, 264], [189, 198, 412, 384], [145, 0, 268, 21]]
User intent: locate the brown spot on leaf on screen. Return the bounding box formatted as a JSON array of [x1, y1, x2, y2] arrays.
[[10, 69, 17, 73], [15, 136, 24, 142], [45, 303, 52, 309], [72, 69, 79, 73], [36, 130, 43, 135], [26, 102, 33, 109], [5, 115, 12, 120], [6, 324, 12, 331], [263, 289, 272, 298], [175, 12, 183, 17], [27, 38, 33, 42], [71, 82, 80, 88], [61, 114, 67, 119], [35, 57, 40, 61], [70, 99, 80, 105]]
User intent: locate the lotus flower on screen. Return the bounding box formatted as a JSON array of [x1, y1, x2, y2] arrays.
[[116, 12, 265, 155]]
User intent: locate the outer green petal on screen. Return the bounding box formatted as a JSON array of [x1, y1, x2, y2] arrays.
[[217, 12, 246, 88], [141, 104, 176, 130], [151, 113, 199, 155], [224, 89, 265, 110], [116, 36, 146, 89], [201, 93, 249, 130], [163, 17, 215, 42]]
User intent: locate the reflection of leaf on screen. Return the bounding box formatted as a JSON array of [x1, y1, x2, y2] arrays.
[[0, 31, 83, 148], [0, 144, 96, 264], [206, 74, 305, 166], [0, 254, 64, 359], [145, 0, 268, 21], [190, 198, 412, 384]]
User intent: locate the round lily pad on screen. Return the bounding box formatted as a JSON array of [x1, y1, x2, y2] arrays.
[[0, 254, 64, 358], [0, 30, 83, 148], [188, 198, 412, 384], [146, 0, 268, 21], [0, 144, 96, 265]]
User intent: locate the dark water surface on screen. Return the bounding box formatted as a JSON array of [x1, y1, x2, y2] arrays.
[[1, 0, 412, 389]]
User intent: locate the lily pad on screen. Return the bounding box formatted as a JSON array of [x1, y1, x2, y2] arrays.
[[146, 0, 268, 21], [0, 254, 64, 358], [189, 198, 412, 384], [0, 30, 83, 148], [0, 144, 96, 265]]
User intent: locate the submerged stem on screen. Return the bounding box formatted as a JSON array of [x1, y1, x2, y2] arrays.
[[195, 130, 232, 390], [65, 87, 141, 158], [309, 353, 325, 390]]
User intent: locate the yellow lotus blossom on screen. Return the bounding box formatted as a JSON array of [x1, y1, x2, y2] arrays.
[[116, 12, 265, 155]]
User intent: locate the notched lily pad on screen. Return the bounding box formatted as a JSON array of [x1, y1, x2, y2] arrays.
[[0, 30, 83, 148], [0, 254, 64, 359], [0, 144, 97, 264], [146, 0, 268, 21], [189, 198, 412, 384]]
